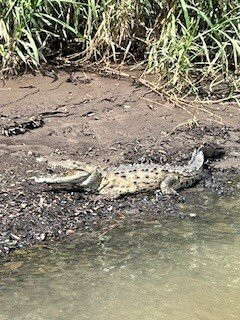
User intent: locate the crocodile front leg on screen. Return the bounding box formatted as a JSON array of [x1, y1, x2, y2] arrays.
[[160, 174, 179, 195], [81, 170, 103, 190]]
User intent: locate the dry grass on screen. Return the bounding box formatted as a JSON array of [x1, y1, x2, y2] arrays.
[[0, 0, 240, 101]]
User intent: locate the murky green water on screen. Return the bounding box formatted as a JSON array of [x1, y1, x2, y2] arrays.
[[0, 188, 240, 320]]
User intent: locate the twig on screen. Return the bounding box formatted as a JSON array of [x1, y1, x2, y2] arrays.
[[0, 89, 40, 108], [140, 96, 171, 110]]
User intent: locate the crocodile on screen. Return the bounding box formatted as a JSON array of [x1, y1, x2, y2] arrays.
[[34, 149, 204, 199]]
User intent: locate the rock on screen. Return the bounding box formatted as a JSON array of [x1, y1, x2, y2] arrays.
[[3, 261, 23, 271], [66, 229, 75, 235]]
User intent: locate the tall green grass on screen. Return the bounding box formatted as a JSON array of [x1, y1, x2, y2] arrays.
[[0, 0, 240, 96], [0, 0, 81, 70]]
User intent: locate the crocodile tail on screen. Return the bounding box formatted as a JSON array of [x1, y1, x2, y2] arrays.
[[187, 149, 204, 171]]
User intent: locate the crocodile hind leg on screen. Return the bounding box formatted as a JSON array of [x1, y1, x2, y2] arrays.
[[160, 173, 200, 195], [160, 174, 179, 195]]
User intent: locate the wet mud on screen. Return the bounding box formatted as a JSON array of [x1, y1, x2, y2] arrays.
[[0, 70, 239, 256]]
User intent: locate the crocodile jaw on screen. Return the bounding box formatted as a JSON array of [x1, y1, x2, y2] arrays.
[[34, 169, 90, 184]]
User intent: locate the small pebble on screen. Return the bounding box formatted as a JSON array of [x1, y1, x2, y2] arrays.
[[189, 212, 197, 218]]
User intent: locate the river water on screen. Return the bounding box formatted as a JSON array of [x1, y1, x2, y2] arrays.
[[0, 187, 239, 320]]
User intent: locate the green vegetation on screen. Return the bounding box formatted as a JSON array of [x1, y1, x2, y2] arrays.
[[0, 0, 240, 96], [0, 0, 81, 70]]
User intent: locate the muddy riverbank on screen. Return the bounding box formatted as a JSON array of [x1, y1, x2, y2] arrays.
[[0, 70, 239, 256]]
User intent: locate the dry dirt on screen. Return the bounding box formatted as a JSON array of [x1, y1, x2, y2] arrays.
[[0, 70, 239, 256]]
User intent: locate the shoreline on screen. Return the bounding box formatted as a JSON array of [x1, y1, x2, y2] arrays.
[[0, 70, 239, 256]]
